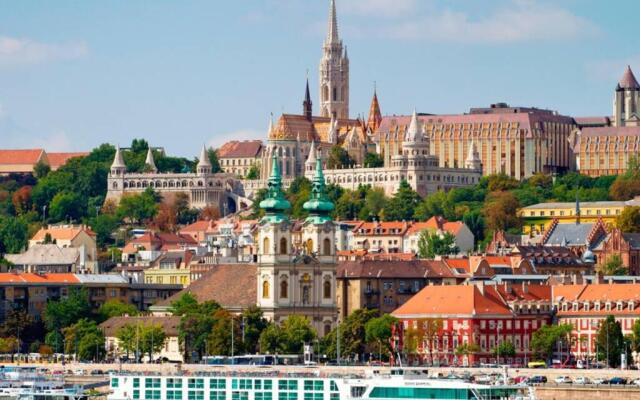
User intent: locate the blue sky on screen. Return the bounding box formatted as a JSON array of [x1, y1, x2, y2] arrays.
[[0, 0, 638, 157]]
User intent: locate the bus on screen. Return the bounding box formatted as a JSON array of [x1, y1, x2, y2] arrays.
[[203, 355, 303, 366]]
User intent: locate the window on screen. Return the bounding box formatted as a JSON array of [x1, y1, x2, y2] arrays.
[[323, 238, 331, 255], [145, 378, 161, 388], [323, 281, 331, 299], [263, 237, 270, 254], [188, 379, 204, 389], [167, 379, 183, 388], [145, 390, 161, 400], [188, 392, 204, 400], [280, 280, 288, 299], [167, 391, 182, 400], [133, 378, 140, 388], [305, 239, 313, 254], [262, 281, 270, 298], [280, 237, 288, 254], [111, 378, 119, 388], [209, 379, 226, 389]]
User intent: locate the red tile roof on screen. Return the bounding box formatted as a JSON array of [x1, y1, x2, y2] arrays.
[[352, 221, 410, 235], [0, 273, 80, 284], [405, 217, 465, 236], [217, 140, 263, 158], [47, 152, 89, 169], [0, 149, 44, 165], [392, 284, 512, 317], [554, 284, 640, 316], [32, 225, 96, 242], [338, 259, 456, 279]]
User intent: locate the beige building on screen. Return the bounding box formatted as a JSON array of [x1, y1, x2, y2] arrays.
[[403, 216, 475, 255], [375, 103, 575, 180], [0, 149, 88, 175], [101, 315, 182, 362], [218, 140, 263, 177], [30, 225, 98, 273]]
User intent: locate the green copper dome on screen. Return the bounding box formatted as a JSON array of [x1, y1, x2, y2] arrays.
[[303, 155, 334, 224], [259, 154, 291, 224]]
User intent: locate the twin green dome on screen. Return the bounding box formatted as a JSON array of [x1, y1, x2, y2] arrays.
[[259, 145, 334, 224]]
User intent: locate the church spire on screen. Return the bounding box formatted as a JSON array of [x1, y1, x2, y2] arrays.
[[326, 0, 339, 45], [303, 153, 334, 224], [367, 84, 382, 132], [144, 147, 157, 173], [197, 144, 212, 175], [404, 109, 421, 142], [465, 139, 482, 171], [259, 154, 291, 224], [303, 76, 313, 121], [111, 145, 126, 173]]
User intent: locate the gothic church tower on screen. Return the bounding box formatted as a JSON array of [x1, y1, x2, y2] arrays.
[[319, 0, 349, 119]]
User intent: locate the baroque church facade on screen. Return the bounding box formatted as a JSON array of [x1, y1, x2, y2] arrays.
[[256, 152, 338, 336], [253, 0, 482, 199]]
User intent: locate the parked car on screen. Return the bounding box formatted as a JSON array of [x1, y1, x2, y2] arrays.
[[574, 377, 590, 385], [607, 377, 627, 385], [514, 376, 529, 384], [554, 376, 573, 384], [591, 377, 606, 385], [528, 375, 547, 384]]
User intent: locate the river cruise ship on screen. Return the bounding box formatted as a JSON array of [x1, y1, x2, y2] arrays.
[[107, 368, 535, 400]]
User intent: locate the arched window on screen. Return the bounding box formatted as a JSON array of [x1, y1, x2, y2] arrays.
[[323, 280, 331, 299], [112, 182, 118, 189], [280, 280, 288, 299], [324, 324, 331, 336], [306, 239, 313, 254], [323, 238, 331, 256], [279, 237, 288, 255], [263, 237, 270, 255], [262, 280, 270, 298]]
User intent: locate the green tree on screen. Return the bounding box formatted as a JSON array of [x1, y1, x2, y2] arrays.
[[363, 152, 383, 168], [259, 315, 316, 354], [417, 230, 459, 259], [359, 187, 387, 221], [382, 180, 421, 221], [334, 190, 364, 220], [599, 254, 627, 276], [0, 216, 28, 253], [49, 191, 83, 222], [62, 318, 105, 361], [246, 165, 260, 180], [207, 310, 241, 356], [43, 287, 93, 332], [240, 306, 269, 354], [206, 148, 222, 173], [90, 213, 119, 248], [33, 161, 51, 179], [617, 206, 640, 233], [365, 314, 397, 360], [492, 341, 516, 359], [45, 331, 64, 353], [140, 324, 167, 362], [170, 292, 201, 316], [0, 309, 34, 338], [530, 324, 572, 362], [258, 323, 283, 354], [631, 319, 640, 353], [326, 145, 354, 169], [99, 299, 138, 321], [115, 324, 137, 359], [116, 188, 159, 224], [322, 308, 379, 359], [454, 343, 481, 364], [482, 191, 521, 232], [596, 315, 624, 367]]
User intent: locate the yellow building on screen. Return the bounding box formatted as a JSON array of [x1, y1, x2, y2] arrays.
[[519, 200, 632, 236], [144, 251, 192, 287]]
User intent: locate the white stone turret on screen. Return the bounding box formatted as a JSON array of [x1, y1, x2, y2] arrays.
[[465, 139, 482, 171], [327, 115, 338, 144], [319, 0, 349, 119], [110, 145, 126, 175], [197, 144, 212, 175], [305, 141, 317, 173], [144, 147, 157, 173]]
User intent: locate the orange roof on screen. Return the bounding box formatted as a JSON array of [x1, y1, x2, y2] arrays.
[[443, 258, 471, 274], [484, 256, 513, 266], [0, 273, 79, 284], [405, 217, 465, 236], [353, 221, 410, 235], [554, 284, 640, 316], [0, 149, 44, 165], [392, 284, 511, 317], [47, 152, 89, 169], [180, 220, 215, 233], [217, 140, 262, 158], [31, 225, 96, 242]]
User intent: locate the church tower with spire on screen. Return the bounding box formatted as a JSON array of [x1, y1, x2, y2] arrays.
[[303, 78, 313, 121], [367, 85, 382, 132], [319, 0, 349, 119], [614, 65, 640, 127]]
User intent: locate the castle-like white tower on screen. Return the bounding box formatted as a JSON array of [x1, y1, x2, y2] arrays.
[[319, 0, 349, 119]]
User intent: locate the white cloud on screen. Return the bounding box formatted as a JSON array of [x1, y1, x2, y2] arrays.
[[340, 0, 418, 18], [374, 1, 597, 44], [207, 129, 264, 149], [585, 56, 640, 84], [0, 35, 87, 68]]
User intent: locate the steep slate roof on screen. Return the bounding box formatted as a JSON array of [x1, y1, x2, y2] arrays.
[[100, 315, 181, 336], [156, 264, 257, 310], [515, 245, 585, 266], [544, 223, 595, 247], [217, 140, 263, 158], [622, 233, 640, 249], [337, 259, 455, 279], [5, 244, 79, 266], [619, 66, 640, 90], [392, 284, 512, 317]]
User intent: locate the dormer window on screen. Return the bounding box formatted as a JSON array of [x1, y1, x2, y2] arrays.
[[561, 303, 568, 312], [617, 302, 623, 311], [605, 302, 611, 311], [583, 302, 590, 311], [629, 301, 635, 310], [594, 302, 600, 311], [572, 303, 579, 312]]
